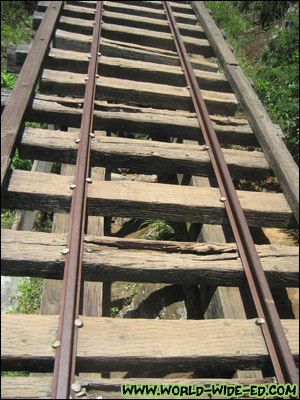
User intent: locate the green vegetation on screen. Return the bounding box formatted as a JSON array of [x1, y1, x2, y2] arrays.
[[33, 212, 53, 233], [1, 71, 17, 89], [11, 148, 33, 171], [1, 371, 30, 377], [204, 1, 299, 164], [134, 133, 150, 140], [1, 210, 16, 229], [11, 277, 44, 314], [111, 283, 139, 317], [1, 1, 36, 59], [139, 219, 175, 240]]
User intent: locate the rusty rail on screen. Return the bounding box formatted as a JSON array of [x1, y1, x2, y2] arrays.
[[51, 2, 103, 398], [163, 0, 299, 391]]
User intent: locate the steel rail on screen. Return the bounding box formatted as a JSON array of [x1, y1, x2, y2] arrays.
[[51, 2, 103, 398], [163, 1, 299, 391]]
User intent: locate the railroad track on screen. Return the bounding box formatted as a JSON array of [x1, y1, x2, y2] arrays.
[[1, 1, 299, 399]]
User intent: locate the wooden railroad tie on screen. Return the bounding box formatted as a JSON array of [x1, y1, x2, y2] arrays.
[[1, 1, 299, 399]]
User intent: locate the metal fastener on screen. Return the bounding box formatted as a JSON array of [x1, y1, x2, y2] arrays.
[[70, 184, 77, 189], [90, 132, 95, 138], [74, 318, 84, 328], [203, 145, 209, 150], [88, 55, 92, 59], [97, 52, 101, 56], [52, 339, 61, 349], [186, 85, 191, 89], [76, 388, 87, 398], [61, 248, 70, 255], [86, 178, 92, 183], [71, 383, 82, 393], [95, 74, 100, 78], [220, 197, 226, 202], [75, 138, 81, 144], [255, 317, 265, 325], [84, 77, 89, 81]]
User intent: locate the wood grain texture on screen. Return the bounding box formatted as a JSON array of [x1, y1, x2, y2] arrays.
[[185, 139, 262, 379], [190, 2, 237, 66], [2, 315, 298, 372], [1, 1, 63, 188], [4, 170, 292, 228], [191, 1, 299, 223], [54, 7, 204, 38], [2, 229, 298, 286], [9, 39, 218, 73], [20, 128, 269, 179], [40, 70, 238, 115], [56, 2, 197, 25], [2, 90, 254, 145], [35, 8, 209, 56], [29, 47, 230, 91]]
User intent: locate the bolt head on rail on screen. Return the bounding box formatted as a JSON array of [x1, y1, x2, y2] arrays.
[[71, 383, 82, 393], [51, 339, 61, 349], [74, 318, 84, 328], [61, 248, 70, 255]]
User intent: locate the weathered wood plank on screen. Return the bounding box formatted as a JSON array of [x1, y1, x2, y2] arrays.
[[115, 1, 194, 14], [102, 10, 203, 38], [191, 2, 237, 66], [8, 39, 218, 73], [6, 44, 228, 90], [100, 23, 213, 57], [2, 314, 298, 372], [40, 70, 238, 115], [34, 8, 205, 39], [28, 47, 231, 91], [35, 14, 210, 58], [1, 90, 258, 146], [103, 2, 197, 24], [0, 376, 276, 400], [20, 128, 270, 179], [9, 160, 53, 231], [183, 139, 262, 379], [35, 12, 209, 55], [1, 229, 298, 286], [40, 2, 196, 25], [4, 170, 292, 228], [1, 2, 63, 190], [192, 1, 299, 223]]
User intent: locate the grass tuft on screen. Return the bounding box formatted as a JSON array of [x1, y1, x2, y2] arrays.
[[11, 277, 44, 314], [204, 1, 299, 164]]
